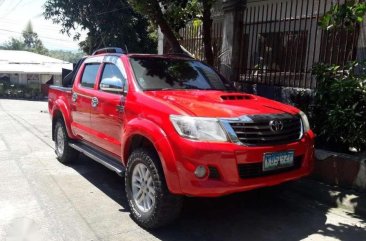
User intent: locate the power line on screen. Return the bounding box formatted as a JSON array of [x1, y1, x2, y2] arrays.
[[0, 28, 77, 43], [9, 0, 23, 12], [0, 0, 23, 19]]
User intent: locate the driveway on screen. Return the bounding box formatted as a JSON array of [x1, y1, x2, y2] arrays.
[[0, 99, 365, 241]]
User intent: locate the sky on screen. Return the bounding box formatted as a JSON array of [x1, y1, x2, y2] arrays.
[[0, 0, 86, 51]]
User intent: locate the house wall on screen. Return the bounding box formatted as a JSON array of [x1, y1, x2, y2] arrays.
[[4, 73, 61, 87], [0, 73, 20, 84]]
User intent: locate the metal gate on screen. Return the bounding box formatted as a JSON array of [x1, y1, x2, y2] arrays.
[[178, 20, 224, 70], [239, 0, 360, 89]]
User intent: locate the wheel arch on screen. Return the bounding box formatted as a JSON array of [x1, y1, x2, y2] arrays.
[[52, 110, 63, 141], [123, 119, 182, 194], [51, 99, 76, 141]]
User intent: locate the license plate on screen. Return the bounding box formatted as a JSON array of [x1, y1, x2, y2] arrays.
[[263, 151, 294, 172]]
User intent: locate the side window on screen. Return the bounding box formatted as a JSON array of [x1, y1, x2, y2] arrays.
[[99, 64, 126, 94], [80, 64, 100, 88]]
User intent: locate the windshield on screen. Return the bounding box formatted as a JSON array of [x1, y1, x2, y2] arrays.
[[130, 57, 234, 91]]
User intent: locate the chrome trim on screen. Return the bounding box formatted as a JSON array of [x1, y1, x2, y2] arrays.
[[219, 120, 241, 144], [84, 56, 104, 64], [49, 85, 72, 92], [220, 113, 302, 146], [299, 116, 304, 139], [69, 143, 125, 176], [71, 92, 78, 102], [269, 119, 284, 132], [91, 97, 99, 107]]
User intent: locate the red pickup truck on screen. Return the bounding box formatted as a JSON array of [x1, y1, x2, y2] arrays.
[[48, 47, 315, 229]]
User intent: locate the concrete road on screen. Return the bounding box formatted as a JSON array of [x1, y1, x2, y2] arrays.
[[0, 99, 365, 241]]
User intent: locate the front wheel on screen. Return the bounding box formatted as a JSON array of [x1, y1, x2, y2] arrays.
[[125, 148, 183, 229], [54, 120, 79, 163]]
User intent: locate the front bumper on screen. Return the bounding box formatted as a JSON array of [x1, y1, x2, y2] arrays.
[[171, 131, 315, 197]]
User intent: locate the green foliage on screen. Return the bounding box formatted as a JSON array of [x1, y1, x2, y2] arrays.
[[126, 0, 198, 53], [127, 0, 215, 62], [314, 0, 366, 152], [0, 82, 42, 99], [3, 21, 48, 55], [319, 0, 366, 31], [48, 50, 84, 63], [44, 0, 157, 54], [312, 62, 366, 152], [3, 38, 26, 50], [128, 0, 214, 38], [290, 90, 313, 117], [163, 0, 201, 34]]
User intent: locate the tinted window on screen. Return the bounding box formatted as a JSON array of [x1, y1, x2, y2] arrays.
[[81, 64, 100, 88], [130, 57, 234, 91], [99, 64, 126, 94]]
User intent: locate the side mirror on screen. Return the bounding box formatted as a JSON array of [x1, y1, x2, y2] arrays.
[[100, 77, 125, 95]]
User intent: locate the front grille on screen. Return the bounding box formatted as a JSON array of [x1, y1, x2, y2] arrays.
[[229, 114, 302, 146], [238, 155, 303, 179]]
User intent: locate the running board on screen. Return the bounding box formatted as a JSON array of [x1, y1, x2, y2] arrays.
[[69, 143, 125, 176]]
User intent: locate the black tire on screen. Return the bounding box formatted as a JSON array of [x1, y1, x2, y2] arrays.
[[54, 120, 79, 164], [125, 148, 183, 229]]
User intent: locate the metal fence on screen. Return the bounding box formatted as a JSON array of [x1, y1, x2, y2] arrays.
[[239, 0, 360, 89], [178, 20, 224, 70], [176, 0, 361, 89]]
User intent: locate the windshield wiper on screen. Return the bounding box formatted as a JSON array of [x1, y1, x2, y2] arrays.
[[183, 84, 211, 90]]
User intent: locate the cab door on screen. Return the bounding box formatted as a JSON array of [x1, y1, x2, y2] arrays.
[[71, 62, 102, 143], [89, 58, 128, 157]]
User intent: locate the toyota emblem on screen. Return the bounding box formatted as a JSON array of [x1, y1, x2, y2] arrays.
[[269, 119, 284, 132]]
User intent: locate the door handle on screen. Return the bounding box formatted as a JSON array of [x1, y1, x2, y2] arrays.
[[72, 92, 78, 102], [116, 105, 124, 112], [91, 97, 99, 107]]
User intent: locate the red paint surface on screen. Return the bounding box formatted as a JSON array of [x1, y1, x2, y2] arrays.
[[48, 54, 315, 197]]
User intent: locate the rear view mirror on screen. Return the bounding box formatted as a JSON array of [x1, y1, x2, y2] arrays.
[[100, 77, 124, 94]]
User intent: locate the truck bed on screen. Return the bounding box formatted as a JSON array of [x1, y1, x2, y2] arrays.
[[48, 85, 72, 116]]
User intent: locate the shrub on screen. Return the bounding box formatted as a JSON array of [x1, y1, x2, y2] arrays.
[[312, 62, 366, 152], [289, 89, 314, 118]]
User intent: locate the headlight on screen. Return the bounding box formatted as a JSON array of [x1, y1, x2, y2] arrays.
[[170, 115, 228, 142], [299, 111, 310, 133]]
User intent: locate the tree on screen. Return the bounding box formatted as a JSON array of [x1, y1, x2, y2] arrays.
[[127, 0, 191, 54], [201, 0, 214, 66], [23, 22, 37, 48], [48, 50, 84, 63], [2, 21, 48, 55], [127, 0, 215, 65], [22, 21, 48, 55], [44, 0, 157, 54], [3, 38, 26, 50]]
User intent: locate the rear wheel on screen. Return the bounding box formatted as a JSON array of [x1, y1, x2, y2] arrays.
[[125, 148, 183, 229], [54, 120, 78, 163]]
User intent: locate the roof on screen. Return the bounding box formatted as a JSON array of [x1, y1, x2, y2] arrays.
[[0, 50, 69, 64], [0, 50, 72, 74], [127, 53, 194, 60]]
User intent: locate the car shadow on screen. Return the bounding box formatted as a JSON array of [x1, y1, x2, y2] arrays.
[[69, 155, 366, 241]]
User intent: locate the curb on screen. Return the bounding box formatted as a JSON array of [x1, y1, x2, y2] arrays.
[[288, 178, 366, 217]]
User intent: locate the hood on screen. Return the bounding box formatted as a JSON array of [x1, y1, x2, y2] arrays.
[[145, 90, 300, 118]]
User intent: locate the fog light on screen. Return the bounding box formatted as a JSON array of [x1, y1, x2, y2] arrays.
[[194, 165, 207, 178]]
